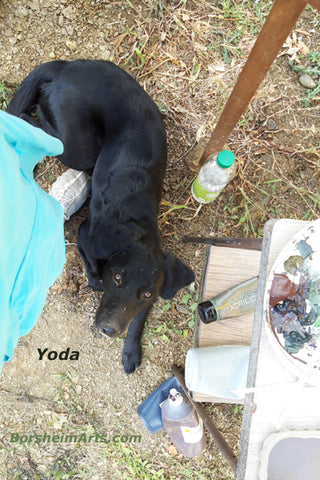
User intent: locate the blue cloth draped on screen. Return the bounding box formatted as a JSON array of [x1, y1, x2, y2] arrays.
[[0, 110, 65, 371]]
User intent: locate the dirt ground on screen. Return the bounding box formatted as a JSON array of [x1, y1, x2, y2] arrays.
[[0, 1, 319, 479]]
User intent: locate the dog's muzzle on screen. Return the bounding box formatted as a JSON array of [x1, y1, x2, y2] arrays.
[[95, 304, 128, 338]]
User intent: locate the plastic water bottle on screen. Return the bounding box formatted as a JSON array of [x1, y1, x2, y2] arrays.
[[191, 150, 236, 204], [160, 388, 206, 457], [49, 169, 91, 221]]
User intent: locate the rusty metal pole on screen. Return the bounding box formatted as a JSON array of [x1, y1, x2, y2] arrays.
[[198, 0, 308, 169]]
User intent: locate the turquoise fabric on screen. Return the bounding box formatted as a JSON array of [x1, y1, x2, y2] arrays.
[[0, 110, 65, 371]]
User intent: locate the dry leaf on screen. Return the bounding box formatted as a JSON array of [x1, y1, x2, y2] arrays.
[[168, 444, 178, 456], [280, 32, 310, 62]]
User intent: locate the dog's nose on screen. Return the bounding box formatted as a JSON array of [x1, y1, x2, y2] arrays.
[[101, 325, 116, 337]]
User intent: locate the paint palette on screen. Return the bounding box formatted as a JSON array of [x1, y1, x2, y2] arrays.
[[264, 219, 320, 384]]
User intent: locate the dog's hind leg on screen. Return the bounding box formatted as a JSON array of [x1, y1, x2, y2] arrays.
[[7, 61, 65, 117], [19, 113, 42, 129]]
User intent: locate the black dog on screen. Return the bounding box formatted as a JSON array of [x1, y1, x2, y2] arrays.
[[8, 60, 194, 373]]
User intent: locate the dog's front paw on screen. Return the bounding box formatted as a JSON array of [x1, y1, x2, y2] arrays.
[[88, 277, 103, 291], [122, 347, 141, 374]]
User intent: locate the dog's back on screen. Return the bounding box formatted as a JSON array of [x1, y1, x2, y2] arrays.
[[8, 60, 167, 175]]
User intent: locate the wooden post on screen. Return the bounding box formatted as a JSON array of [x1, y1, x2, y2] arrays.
[[198, 0, 308, 168]]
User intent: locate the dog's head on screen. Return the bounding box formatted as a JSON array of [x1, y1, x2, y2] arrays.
[[95, 244, 194, 337]]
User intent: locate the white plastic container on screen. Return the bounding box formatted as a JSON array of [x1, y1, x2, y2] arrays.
[[49, 168, 91, 221], [185, 345, 250, 400], [160, 388, 206, 457], [259, 431, 320, 480], [191, 150, 237, 204]]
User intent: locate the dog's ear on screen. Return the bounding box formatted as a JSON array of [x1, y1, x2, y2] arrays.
[[127, 221, 148, 242], [160, 253, 195, 300]]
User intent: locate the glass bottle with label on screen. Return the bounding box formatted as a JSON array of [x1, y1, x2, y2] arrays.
[[160, 388, 206, 457], [191, 150, 236, 204]]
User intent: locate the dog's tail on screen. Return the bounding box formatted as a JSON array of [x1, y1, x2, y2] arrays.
[[7, 61, 66, 116]]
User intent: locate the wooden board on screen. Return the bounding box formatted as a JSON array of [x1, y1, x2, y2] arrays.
[[193, 246, 261, 403], [197, 246, 261, 347]]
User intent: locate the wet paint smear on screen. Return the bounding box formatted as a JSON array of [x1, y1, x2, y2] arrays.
[[296, 239, 313, 260], [284, 256, 304, 275], [269, 251, 320, 355], [269, 274, 296, 307]]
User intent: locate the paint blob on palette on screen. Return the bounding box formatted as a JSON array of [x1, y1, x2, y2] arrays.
[[264, 220, 320, 383]]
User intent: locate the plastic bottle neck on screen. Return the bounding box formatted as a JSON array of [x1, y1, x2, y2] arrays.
[[168, 389, 183, 406]]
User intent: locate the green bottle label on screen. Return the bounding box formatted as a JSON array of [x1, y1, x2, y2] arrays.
[[191, 177, 220, 204]]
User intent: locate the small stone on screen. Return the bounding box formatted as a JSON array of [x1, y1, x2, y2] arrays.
[[62, 6, 75, 19], [16, 6, 28, 17], [160, 32, 166, 42], [299, 74, 317, 89], [65, 25, 74, 36], [66, 40, 77, 51], [75, 385, 82, 394], [268, 120, 277, 130], [30, 0, 40, 11]]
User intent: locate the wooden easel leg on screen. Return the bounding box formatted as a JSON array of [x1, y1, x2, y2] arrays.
[[198, 0, 308, 168]]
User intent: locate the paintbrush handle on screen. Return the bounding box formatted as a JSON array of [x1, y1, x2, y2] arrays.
[[183, 236, 262, 250]]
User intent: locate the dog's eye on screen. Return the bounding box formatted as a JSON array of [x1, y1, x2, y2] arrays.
[[143, 291, 152, 299], [113, 272, 122, 285]]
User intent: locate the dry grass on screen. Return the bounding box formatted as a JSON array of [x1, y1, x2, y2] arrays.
[[100, 0, 320, 236]]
